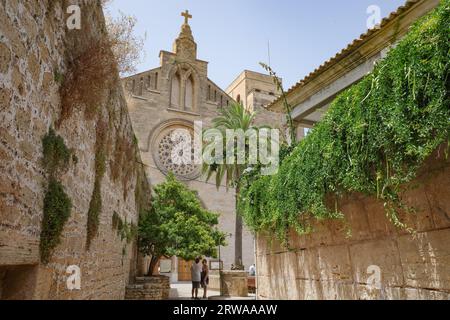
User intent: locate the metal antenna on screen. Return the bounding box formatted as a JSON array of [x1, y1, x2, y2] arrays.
[[267, 40, 272, 68]]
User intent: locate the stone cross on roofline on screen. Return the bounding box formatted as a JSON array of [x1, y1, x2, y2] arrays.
[[181, 10, 192, 25]]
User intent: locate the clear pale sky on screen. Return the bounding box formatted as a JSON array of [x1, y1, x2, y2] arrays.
[[106, 0, 406, 90]]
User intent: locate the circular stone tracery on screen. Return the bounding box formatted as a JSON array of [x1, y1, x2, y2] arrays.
[[152, 122, 200, 180]]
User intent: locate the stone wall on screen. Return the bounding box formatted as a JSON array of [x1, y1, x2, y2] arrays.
[[0, 0, 150, 300], [125, 276, 170, 300], [256, 152, 450, 300]]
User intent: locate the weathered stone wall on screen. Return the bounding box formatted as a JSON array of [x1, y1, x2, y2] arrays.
[[125, 276, 170, 300], [256, 152, 450, 300], [0, 0, 150, 300]]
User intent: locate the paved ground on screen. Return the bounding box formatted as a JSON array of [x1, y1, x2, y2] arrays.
[[168, 282, 256, 300], [169, 281, 220, 300]]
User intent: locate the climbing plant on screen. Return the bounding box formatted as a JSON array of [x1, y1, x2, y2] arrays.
[[112, 211, 137, 258], [240, 1, 450, 243], [40, 128, 73, 263], [86, 120, 108, 249]]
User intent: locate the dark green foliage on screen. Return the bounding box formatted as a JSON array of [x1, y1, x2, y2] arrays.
[[86, 180, 102, 248], [112, 211, 137, 244], [112, 211, 121, 230], [40, 128, 73, 263], [40, 179, 72, 264], [139, 173, 226, 275], [42, 127, 71, 177], [86, 121, 108, 249], [240, 1, 450, 243], [53, 69, 64, 85]]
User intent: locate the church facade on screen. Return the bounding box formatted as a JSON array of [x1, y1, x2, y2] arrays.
[[122, 11, 281, 281]]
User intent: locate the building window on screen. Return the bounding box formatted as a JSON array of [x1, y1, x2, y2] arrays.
[[185, 75, 194, 111], [171, 72, 181, 108], [139, 77, 144, 95], [155, 72, 158, 90], [237, 94, 241, 104], [208, 85, 211, 101]]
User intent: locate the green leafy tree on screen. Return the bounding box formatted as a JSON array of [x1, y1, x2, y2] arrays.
[[138, 173, 225, 276], [202, 102, 269, 269]]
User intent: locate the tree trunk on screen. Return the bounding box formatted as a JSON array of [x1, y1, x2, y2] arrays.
[[147, 255, 160, 276], [234, 184, 243, 268]]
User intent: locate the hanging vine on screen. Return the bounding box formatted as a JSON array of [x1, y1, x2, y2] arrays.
[[240, 1, 450, 244]]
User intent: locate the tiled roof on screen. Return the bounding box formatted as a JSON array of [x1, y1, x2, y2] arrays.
[[268, 0, 421, 110]]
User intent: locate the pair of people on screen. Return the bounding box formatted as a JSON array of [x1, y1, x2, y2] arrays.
[[191, 258, 209, 299]]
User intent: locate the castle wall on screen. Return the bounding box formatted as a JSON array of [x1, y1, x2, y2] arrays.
[[0, 0, 149, 299]]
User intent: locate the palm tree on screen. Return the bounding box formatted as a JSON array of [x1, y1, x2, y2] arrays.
[[202, 102, 257, 269]]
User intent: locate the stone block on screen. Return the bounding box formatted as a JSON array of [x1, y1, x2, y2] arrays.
[[296, 248, 320, 280], [336, 197, 372, 243], [365, 198, 398, 237], [297, 279, 323, 300], [403, 288, 450, 300], [279, 251, 298, 280], [397, 184, 434, 233], [0, 233, 40, 266], [349, 239, 404, 287], [397, 229, 450, 291], [125, 276, 170, 300], [321, 281, 356, 300], [220, 271, 248, 297], [425, 165, 450, 229], [317, 245, 352, 282], [355, 284, 401, 300]]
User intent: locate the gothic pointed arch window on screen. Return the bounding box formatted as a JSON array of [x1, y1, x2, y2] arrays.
[[171, 72, 181, 108], [185, 75, 194, 111]]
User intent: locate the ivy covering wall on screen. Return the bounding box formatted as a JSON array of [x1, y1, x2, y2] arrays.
[[240, 1, 450, 242]]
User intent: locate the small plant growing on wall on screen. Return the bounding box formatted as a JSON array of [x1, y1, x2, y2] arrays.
[[39, 128, 73, 264], [112, 211, 137, 258], [240, 1, 450, 243], [86, 120, 108, 249]]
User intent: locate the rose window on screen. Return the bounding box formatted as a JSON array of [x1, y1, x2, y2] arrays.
[[153, 126, 200, 180]]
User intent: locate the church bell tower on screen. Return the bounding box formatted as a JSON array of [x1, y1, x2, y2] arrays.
[[173, 10, 197, 60]]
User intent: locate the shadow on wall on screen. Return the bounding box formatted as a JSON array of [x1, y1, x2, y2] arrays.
[[0, 265, 39, 300]]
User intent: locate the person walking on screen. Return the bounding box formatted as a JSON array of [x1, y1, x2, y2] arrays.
[[249, 264, 256, 276], [201, 259, 209, 299], [191, 257, 202, 300]]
